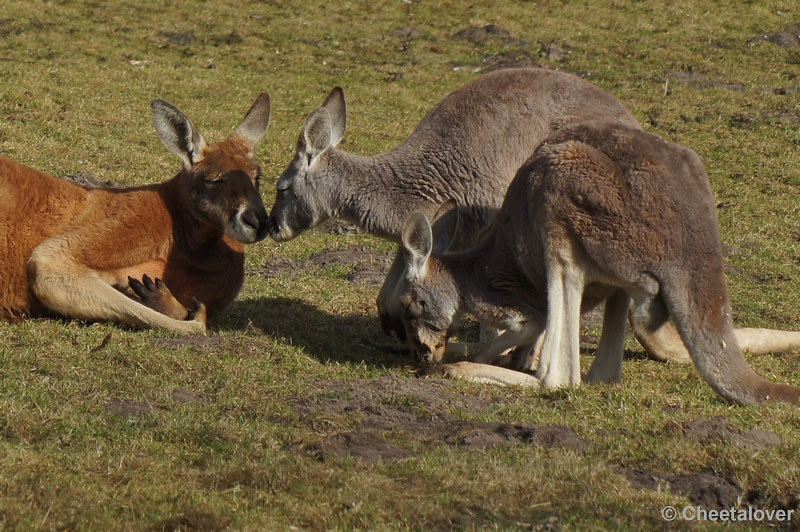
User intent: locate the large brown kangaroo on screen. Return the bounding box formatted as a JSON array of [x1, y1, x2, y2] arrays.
[[0, 93, 272, 333], [397, 123, 800, 405], [268, 68, 800, 364]]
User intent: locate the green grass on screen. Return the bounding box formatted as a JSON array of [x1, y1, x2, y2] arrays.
[[3, 0, 800, 530]]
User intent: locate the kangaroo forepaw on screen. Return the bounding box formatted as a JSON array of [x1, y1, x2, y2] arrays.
[[128, 275, 192, 320]]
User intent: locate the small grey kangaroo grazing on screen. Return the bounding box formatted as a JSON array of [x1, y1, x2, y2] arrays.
[[268, 67, 800, 365], [397, 122, 800, 405]]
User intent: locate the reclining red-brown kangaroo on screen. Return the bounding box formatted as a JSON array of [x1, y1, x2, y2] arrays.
[[0, 93, 272, 333]]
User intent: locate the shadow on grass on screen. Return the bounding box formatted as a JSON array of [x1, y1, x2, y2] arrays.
[[212, 296, 410, 368]]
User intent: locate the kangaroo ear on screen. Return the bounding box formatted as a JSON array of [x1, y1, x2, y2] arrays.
[[233, 92, 271, 151], [322, 87, 346, 147], [430, 199, 459, 254], [301, 107, 332, 161], [402, 211, 433, 278], [152, 99, 208, 170]]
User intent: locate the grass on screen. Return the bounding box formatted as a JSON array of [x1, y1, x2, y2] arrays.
[[3, 0, 800, 530]]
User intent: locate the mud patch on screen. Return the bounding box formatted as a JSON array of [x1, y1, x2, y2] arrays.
[[294, 375, 589, 461], [539, 42, 569, 62], [479, 51, 543, 72], [171, 388, 205, 404], [626, 469, 742, 510], [455, 25, 526, 47], [763, 109, 800, 123], [667, 70, 747, 91], [749, 25, 800, 48], [105, 398, 154, 416], [312, 431, 410, 463], [149, 335, 227, 351], [681, 416, 782, 450], [453, 423, 589, 451], [248, 246, 394, 286], [148, 510, 227, 532], [318, 218, 363, 235], [61, 172, 121, 188], [159, 31, 196, 46]]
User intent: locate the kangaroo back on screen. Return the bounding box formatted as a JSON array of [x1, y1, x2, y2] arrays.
[[0, 159, 90, 319], [269, 67, 641, 248]]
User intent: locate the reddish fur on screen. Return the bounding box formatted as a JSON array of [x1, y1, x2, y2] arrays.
[[0, 151, 247, 321], [0, 158, 90, 318], [0, 90, 271, 332]]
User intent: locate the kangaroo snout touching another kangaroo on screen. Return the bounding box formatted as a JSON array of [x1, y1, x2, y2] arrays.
[[267, 68, 800, 366], [0, 93, 272, 333], [398, 123, 800, 405]]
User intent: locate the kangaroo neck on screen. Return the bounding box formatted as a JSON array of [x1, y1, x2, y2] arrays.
[[161, 173, 226, 251], [326, 146, 446, 243], [443, 234, 537, 330], [441, 243, 494, 319]]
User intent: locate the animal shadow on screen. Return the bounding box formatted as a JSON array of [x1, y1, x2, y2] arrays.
[[213, 296, 409, 368]]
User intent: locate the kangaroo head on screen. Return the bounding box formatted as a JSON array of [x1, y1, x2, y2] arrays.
[[152, 93, 272, 244], [398, 201, 461, 365], [269, 87, 347, 242]]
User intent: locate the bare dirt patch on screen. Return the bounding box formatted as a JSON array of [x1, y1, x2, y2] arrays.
[[749, 24, 800, 49], [248, 246, 394, 286], [149, 335, 228, 351], [61, 172, 121, 188], [292, 375, 589, 462], [171, 388, 206, 404], [625, 469, 742, 510], [148, 510, 228, 532], [105, 398, 154, 416], [312, 431, 411, 463], [318, 218, 363, 235], [159, 31, 196, 46], [479, 51, 543, 72], [680, 416, 782, 451], [667, 70, 747, 91], [454, 25, 526, 47]]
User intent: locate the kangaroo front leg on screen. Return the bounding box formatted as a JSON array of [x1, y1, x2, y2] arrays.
[[471, 321, 545, 365], [29, 258, 206, 334], [536, 257, 584, 389], [128, 274, 202, 322], [585, 289, 630, 384]]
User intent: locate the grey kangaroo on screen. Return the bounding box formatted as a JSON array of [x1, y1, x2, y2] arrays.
[[397, 122, 800, 405], [268, 68, 800, 365]]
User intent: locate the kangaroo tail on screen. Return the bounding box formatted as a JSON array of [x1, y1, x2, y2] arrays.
[[660, 267, 800, 405]]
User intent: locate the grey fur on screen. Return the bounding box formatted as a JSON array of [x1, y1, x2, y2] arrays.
[[268, 67, 800, 365], [398, 123, 800, 405]]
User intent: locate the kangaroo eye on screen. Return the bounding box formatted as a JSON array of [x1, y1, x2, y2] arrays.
[[403, 304, 419, 319]]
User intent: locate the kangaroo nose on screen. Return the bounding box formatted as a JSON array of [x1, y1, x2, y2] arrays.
[[244, 205, 269, 241], [413, 344, 435, 365]]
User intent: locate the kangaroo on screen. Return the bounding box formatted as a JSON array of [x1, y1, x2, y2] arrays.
[[0, 93, 272, 333], [397, 122, 800, 405], [268, 67, 800, 365]]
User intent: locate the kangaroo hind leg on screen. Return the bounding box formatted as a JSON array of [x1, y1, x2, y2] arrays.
[[536, 242, 585, 389], [585, 289, 631, 384]]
